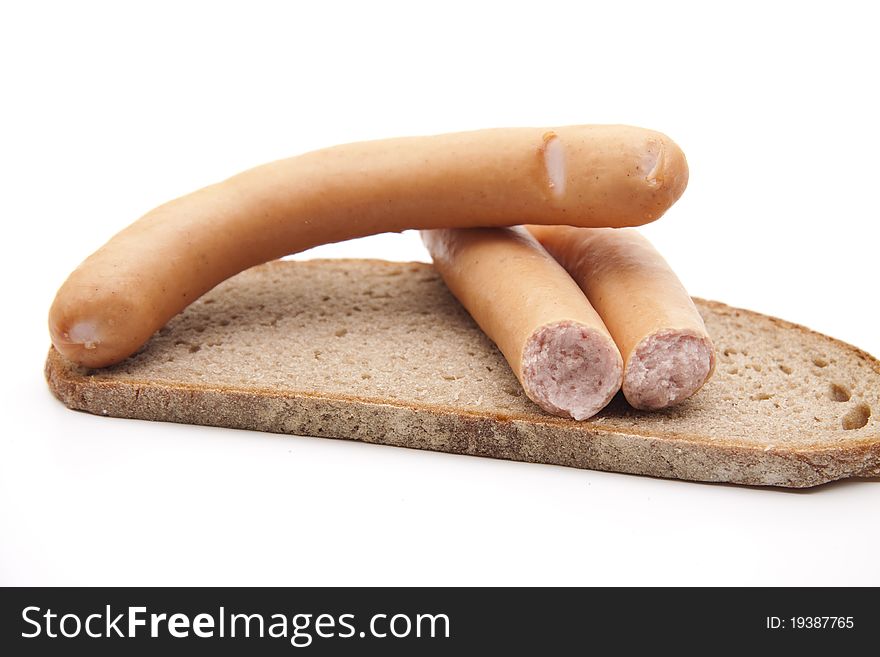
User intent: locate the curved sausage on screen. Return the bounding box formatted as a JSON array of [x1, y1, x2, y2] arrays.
[[422, 227, 623, 420], [49, 125, 688, 368], [527, 226, 715, 410]]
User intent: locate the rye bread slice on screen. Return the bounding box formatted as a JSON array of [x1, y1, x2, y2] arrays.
[[45, 259, 880, 487]]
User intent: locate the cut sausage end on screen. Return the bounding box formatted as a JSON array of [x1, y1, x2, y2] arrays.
[[624, 331, 714, 410], [521, 322, 623, 421]]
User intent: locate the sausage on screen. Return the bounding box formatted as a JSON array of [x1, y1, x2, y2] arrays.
[[49, 125, 688, 368], [527, 226, 715, 410], [421, 227, 623, 420]]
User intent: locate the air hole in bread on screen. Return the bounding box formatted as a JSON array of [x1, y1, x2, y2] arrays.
[[828, 383, 851, 402], [842, 403, 871, 430], [723, 348, 737, 357], [779, 364, 792, 374], [751, 392, 772, 401], [813, 357, 828, 367], [335, 328, 348, 337], [188, 345, 201, 353]]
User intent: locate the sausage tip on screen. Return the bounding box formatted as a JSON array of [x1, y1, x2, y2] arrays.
[[643, 141, 664, 188], [651, 134, 689, 206]]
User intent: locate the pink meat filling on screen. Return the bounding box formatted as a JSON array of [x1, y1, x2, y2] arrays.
[[624, 330, 714, 410], [521, 322, 623, 421]]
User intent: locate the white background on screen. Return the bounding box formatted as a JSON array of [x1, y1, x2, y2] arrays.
[[1, 1, 878, 586]]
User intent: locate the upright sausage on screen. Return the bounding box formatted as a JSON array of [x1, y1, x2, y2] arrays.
[[49, 125, 688, 368], [422, 227, 623, 420], [527, 226, 715, 410]]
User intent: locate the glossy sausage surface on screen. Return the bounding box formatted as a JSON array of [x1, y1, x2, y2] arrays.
[[422, 227, 623, 420], [50, 125, 687, 367]]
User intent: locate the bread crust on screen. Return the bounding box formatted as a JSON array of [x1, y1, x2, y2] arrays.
[[44, 260, 880, 488]]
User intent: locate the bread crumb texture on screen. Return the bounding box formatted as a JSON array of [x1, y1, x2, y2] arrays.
[[46, 260, 879, 488]]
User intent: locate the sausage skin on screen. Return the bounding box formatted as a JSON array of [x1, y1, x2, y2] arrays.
[[422, 227, 623, 420], [49, 125, 688, 367], [527, 226, 715, 410]]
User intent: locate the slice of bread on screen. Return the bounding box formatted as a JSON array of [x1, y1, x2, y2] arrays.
[[44, 259, 879, 487]]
